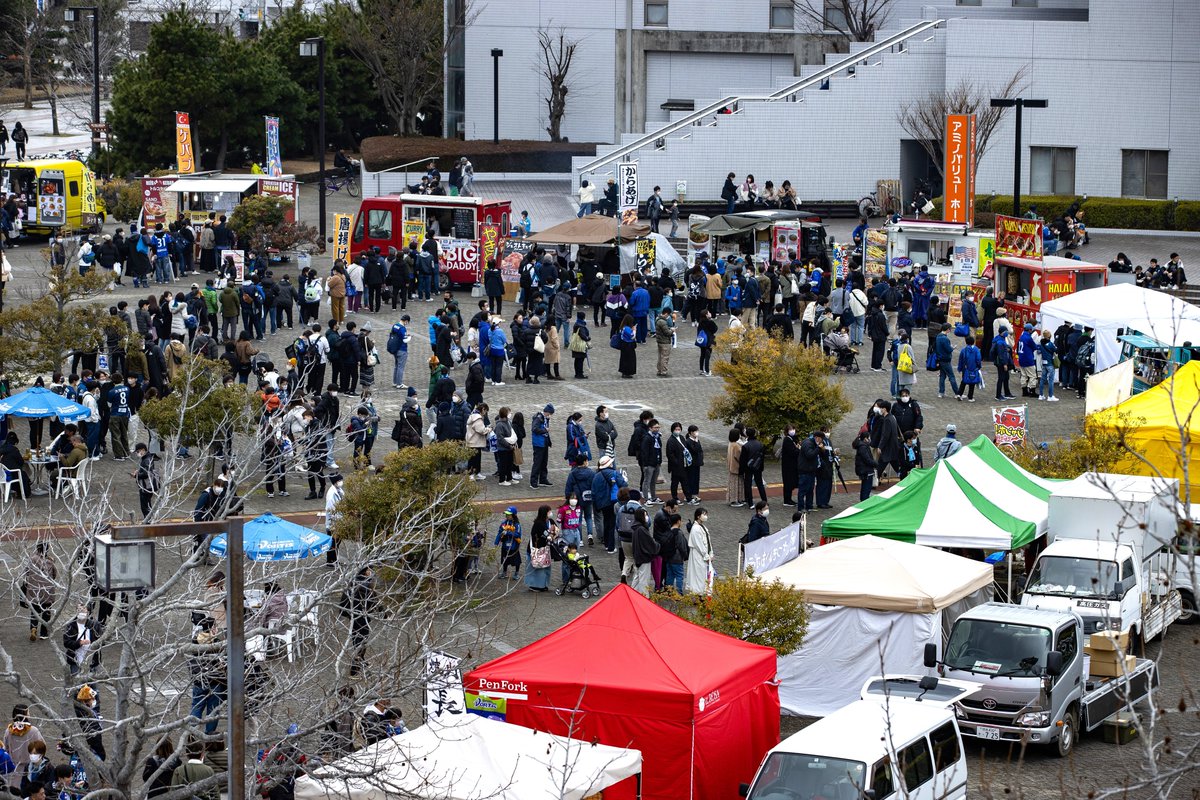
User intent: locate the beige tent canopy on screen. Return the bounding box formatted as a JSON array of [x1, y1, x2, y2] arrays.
[[761, 536, 994, 716], [528, 213, 649, 245], [761, 535, 993, 612]]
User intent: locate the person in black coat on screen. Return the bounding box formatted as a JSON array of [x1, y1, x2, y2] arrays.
[[523, 319, 545, 384], [63, 604, 103, 674], [142, 738, 182, 798], [853, 433, 878, 501], [738, 428, 767, 506], [741, 501, 771, 543], [434, 316, 455, 370], [339, 323, 365, 393], [483, 260, 505, 315], [683, 426, 704, 503], [874, 400, 904, 481], [664, 424, 691, 504], [780, 427, 800, 505], [866, 301, 890, 370], [891, 390, 924, 441], [980, 288, 1003, 356]]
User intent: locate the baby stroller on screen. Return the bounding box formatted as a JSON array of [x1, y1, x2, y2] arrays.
[[831, 344, 861, 374], [551, 538, 603, 599]]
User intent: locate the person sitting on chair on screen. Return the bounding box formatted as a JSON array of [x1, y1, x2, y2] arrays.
[[1, 431, 47, 497]]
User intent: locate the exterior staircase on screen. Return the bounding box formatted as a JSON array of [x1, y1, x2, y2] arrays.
[[572, 18, 947, 205]]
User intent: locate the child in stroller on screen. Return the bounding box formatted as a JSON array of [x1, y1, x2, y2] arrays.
[[553, 540, 603, 599], [824, 327, 860, 374]]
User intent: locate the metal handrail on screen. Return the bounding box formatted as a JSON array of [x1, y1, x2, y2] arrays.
[[365, 155, 441, 197], [577, 19, 943, 175]]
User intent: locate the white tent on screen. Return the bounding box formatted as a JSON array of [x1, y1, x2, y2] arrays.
[[760, 536, 993, 717], [619, 232, 685, 275], [293, 714, 642, 800], [1038, 283, 1200, 371]]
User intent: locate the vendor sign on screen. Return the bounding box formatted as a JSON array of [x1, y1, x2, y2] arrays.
[[995, 214, 1042, 260], [500, 239, 532, 283], [1044, 271, 1076, 301], [686, 214, 711, 265], [479, 222, 501, 274], [635, 237, 656, 271], [332, 213, 351, 265], [175, 112, 195, 174], [864, 229, 888, 279], [402, 218, 424, 248], [264, 116, 283, 178], [943, 113, 976, 225], [142, 177, 174, 227], [438, 237, 480, 279], [424, 650, 466, 721], [992, 404, 1028, 448]]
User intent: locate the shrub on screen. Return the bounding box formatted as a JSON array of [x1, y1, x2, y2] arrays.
[[1010, 418, 1135, 480], [1173, 202, 1200, 232], [1077, 197, 1172, 230], [97, 178, 144, 223], [932, 194, 1183, 231], [651, 574, 810, 655]]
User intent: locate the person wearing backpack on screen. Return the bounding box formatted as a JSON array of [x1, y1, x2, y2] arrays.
[[934, 424, 963, 462], [1073, 326, 1095, 398], [696, 309, 718, 376], [529, 404, 554, 489], [590, 455, 627, 553], [324, 321, 345, 389]]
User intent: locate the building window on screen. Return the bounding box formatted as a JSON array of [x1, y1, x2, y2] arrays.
[[823, 0, 848, 30], [1122, 149, 1169, 199], [1030, 147, 1075, 196], [1012, 0, 1038, 6], [956, 0, 982, 6], [644, 2, 668, 26], [769, 1, 794, 29]]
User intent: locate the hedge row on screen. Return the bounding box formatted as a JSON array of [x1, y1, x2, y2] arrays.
[[360, 136, 598, 174], [930, 195, 1200, 232]]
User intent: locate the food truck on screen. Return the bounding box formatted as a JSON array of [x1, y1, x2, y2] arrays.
[[140, 174, 300, 228], [1117, 331, 1200, 394], [882, 219, 995, 281], [349, 193, 513, 286], [990, 213, 1107, 328], [2, 158, 104, 235]]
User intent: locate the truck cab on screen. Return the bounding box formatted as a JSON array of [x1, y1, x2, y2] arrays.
[[1023, 473, 1183, 646], [928, 602, 1157, 757], [740, 676, 975, 800]]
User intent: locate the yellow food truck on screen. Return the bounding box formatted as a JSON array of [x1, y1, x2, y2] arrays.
[[1, 158, 104, 235]]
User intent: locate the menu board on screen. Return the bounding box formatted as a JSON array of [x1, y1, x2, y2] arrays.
[[37, 170, 66, 227], [864, 229, 888, 279]]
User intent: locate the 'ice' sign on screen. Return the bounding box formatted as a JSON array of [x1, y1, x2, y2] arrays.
[[618, 162, 639, 212]]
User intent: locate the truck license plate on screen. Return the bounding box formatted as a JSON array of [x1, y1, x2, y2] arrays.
[[976, 726, 1001, 741]]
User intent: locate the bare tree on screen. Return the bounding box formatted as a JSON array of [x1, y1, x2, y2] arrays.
[[334, 0, 477, 136], [894, 67, 1027, 182], [792, 0, 895, 43], [536, 27, 579, 143], [0, 0, 59, 110]]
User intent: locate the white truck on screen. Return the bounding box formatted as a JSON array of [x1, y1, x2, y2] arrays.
[[1021, 473, 1185, 648], [925, 602, 1158, 757]]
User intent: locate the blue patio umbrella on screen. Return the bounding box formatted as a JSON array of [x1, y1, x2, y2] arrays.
[[0, 386, 89, 421], [209, 513, 333, 562]]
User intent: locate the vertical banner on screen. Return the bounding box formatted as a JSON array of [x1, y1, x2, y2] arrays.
[[423, 650, 465, 722], [618, 162, 638, 212], [175, 112, 195, 174], [979, 235, 996, 279], [994, 214, 1043, 260], [479, 222, 500, 280], [141, 177, 174, 227], [332, 213, 351, 265], [80, 168, 97, 218], [264, 116, 283, 178], [992, 405, 1028, 448], [942, 113, 976, 225], [635, 237, 657, 271]]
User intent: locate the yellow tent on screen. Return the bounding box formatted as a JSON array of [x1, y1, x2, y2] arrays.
[[1090, 359, 1200, 495]]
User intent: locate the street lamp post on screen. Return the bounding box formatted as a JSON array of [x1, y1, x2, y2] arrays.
[[301, 37, 327, 246], [64, 6, 100, 160], [989, 97, 1048, 217], [490, 49, 503, 143], [109, 517, 247, 800]]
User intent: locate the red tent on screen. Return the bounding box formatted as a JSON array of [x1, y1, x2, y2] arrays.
[[463, 584, 779, 800]]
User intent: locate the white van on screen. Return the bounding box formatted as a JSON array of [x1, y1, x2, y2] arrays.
[[741, 676, 975, 800]]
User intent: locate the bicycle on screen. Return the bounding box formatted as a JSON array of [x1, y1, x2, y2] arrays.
[[857, 189, 901, 219], [323, 171, 360, 197]]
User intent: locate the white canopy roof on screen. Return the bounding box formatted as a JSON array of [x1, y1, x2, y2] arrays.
[[162, 177, 258, 194], [292, 714, 642, 800], [1039, 283, 1200, 371], [760, 535, 993, 612]]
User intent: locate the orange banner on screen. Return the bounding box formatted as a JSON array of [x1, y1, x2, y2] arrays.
[[943, 113, 975, 225], [175, 111, 195, 174]]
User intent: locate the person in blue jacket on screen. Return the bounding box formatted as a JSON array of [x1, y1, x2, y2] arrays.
[[1036, 328, 1059, 401], [629, 282, 650, 343], [1017, 321, 1039, 397], [956, 335, 983, 402], [590, 455, 628, 553]]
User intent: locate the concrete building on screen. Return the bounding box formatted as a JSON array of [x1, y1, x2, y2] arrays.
[[451, 0, 1199, 203]]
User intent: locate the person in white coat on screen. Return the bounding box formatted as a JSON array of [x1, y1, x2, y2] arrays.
[[684, 507, 714, 594]]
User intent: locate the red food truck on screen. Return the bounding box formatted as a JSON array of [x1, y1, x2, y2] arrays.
[[996, 254, 1108, 328], [350, 194, 513, 287]]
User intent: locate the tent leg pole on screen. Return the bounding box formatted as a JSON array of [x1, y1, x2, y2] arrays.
[[636, 772, 643, 800], [1007, 552, 1013, 602]]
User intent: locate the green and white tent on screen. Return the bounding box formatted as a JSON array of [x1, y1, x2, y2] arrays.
[[822, 436, 1061, 550]]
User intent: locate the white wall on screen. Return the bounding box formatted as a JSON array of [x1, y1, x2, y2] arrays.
[[643, 52, 795, 126]]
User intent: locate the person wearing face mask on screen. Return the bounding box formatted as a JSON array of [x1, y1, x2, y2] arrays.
[[683, 425, 703, 505], [872, 400, 904, 483], [593, 405, 618, 463], [742, 501, 770, 543], [891, 389, 923, 446], [19, 739, 53, 797], [62, 604, 103, 675], [557, 495, 583, 585], [72, 686, 105, 762], [684, 508, 714, 594], [325, 474, 345, 566], [4, 705, 44, 792]]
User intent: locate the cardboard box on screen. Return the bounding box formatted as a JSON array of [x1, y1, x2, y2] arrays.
[[1089, 654, 1137, 678], [1089, 630, 1130, 652]]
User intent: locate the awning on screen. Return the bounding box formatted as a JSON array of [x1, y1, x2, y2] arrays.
[[162, 177, 258, 194]]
